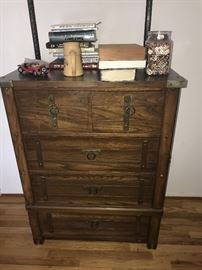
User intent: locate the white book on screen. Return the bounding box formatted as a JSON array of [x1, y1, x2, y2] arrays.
[[81, 51, 99, 57], [99, 60, 146, 70], [48, 48, 64, 54], [81, 46, 96, 53], [53, 53, 64, 58], [100, 69, 136, 82], [82, 56, 99, 64], [51, 22, 97, 32]]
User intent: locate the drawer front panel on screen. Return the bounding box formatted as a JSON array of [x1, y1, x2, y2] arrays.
[[31, 174, 155, 207], [15, 89, 164, 135], [92, 91, 164, 136], [24, 136, 159, 173], [39, 211, 150, 242], [15, 90, 89, 132]]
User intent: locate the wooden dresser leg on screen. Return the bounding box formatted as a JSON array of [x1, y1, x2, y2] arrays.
[[27, 210, 44, 245], [147, 214, 162, 249]]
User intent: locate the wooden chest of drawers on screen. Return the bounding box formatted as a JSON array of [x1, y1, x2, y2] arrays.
[[0, 69, 187, 248]]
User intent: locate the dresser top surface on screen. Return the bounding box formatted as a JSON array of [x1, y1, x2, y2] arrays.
[[0, 69, 187, 89]]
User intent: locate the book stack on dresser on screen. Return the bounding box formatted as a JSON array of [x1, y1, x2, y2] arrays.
[[47, 22, 99, 70], [99, 44, 146, 81]]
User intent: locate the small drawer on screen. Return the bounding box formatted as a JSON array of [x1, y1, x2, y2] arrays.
[[92, 91, 164, 136], [15, 89, 164, 136], [24, 136, 159, 174], [31, 173, 155, 208], [15, 89, 89, 133], [38, 210, 150, 243]]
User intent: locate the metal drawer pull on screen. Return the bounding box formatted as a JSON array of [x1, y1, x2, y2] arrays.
[[88, 220, 100, 229], [138, 179, 145, 204], [82, 149, 101, 160], [123, 95, 136, 131], [83, 185, 102, 195], [35, 140, 43, 167], [48, 95, 59, 128]]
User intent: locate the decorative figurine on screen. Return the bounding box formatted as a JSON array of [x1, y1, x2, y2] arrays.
[[18, 59, 49, 76]]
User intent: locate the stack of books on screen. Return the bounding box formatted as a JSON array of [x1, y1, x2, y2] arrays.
[[98, 44, 146, 81], [47, 22, 99, 70]]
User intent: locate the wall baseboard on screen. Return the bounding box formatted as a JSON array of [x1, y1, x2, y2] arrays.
[[166, 196, 202, 200]]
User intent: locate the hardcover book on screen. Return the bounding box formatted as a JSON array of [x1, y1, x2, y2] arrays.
[[100, 69, 136, 82], [49, 30, 97, 43], [49, 58, 98, 70], [82, 56, 99, 64], [99, 44, 145, 61], [50, 22, 98, 32], [46, 41, 93, 49], [48, 48, 64, 54], [99, 60, 146, 70], [83, 63, 98, 70], [49, 58, 64, 70]]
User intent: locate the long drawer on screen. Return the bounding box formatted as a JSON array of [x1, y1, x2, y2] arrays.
[[31, 173, 155, 208], [15, 89, 164, 136], [23, 136, 160, 173], [37, 209, 150, 243]]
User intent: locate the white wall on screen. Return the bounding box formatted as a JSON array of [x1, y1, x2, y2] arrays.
[[0, 0, 201, 196]]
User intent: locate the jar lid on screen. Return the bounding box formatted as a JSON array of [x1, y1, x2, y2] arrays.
[[147, 31, 172, 41]]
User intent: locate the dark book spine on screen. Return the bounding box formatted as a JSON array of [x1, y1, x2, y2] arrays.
[[49, 62, 98, 71], [49, 58, 64, 70], [82, 63, 98, 70], [46, 41, 63, 48], [49, 63, 64, 70], [46, 41, 93, 49], [48, 30, 97, 43]]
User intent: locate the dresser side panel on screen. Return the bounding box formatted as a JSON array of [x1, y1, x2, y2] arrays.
[[1, 87, 33, 203], [153, 88, 181, 208]]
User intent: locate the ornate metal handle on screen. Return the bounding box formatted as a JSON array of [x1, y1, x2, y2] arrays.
[[82, 149, 101, 160], [83, 185, 102, 195], [88, 220, 100, 229], [48, 95, 59, 127], [123, 95, 136, 131]]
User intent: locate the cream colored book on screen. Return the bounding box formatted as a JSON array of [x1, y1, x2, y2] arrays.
[[100, 69, 136, 82], [99, 43, 146, 70], [99, 60, 146, 69]]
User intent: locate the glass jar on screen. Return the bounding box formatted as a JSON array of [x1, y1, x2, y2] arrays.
[[145, 31, 172, 76]]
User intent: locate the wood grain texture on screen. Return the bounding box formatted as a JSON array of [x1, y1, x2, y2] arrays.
[[153, 89, 180, 208], [92, 91, 164, 135], [0, 69, 187, 249], [1, 88, 33, 204], [98, 44, 146, 61], [15, 90, 90, 132], [30, 174, 154, 208], [23, 136, 159, 174], [15, 89, 164, 136], [0, 69, 187, 89], [38, 211, 150, 243], [0, 196, 201, 270]]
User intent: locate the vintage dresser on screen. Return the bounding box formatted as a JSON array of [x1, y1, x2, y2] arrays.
[[0, 69, 187, 248]]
